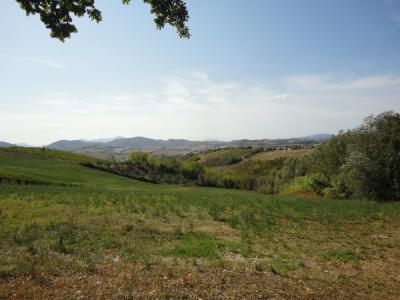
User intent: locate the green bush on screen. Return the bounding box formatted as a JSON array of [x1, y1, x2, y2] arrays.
[[281, 173, 328, 196]]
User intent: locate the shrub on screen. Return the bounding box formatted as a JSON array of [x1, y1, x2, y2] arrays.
[[282, 173, 328, 196]]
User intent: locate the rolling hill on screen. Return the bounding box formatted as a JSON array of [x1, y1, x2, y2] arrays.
[[0, 147, 399, 298], [0, 151, 139, 188], [0, 141, 15, 147], [44, 134, 333, 159], [47, 139, 103, 151]]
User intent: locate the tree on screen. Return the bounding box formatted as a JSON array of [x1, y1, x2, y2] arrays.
[[309, 111, 400, 201], [340, 150, 385, 200], [16, 0, 190, 41]]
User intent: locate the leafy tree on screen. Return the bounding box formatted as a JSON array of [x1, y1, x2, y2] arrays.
[[308, 111, 400, 201], [359, 111, 400, 199], [16, 0, 190, 41], [340, 151, 385, 200], [309, 130, 350, 178]]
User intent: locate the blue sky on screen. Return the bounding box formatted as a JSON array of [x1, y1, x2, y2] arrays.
[[1, 0, 400, 145]]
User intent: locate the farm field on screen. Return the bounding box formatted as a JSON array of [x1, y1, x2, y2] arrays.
[[250, 148, 313, 162], [0, 151, 400, 299], [196, 148, 313, 172], [197, 148, 255, 167]]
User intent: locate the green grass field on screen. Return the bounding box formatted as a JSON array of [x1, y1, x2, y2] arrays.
[[0, 150, 399, 299]]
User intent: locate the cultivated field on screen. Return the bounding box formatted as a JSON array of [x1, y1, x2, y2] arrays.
[[197, 148, 313, 172], [0, 151, 399, 299], [198, 148, 255, 167], [250, 148, 313, 162]]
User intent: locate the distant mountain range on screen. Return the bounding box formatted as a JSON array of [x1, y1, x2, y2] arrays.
[[45, 134, 333, 152], [301, 134, 333, 141], [46, 137, 223, 151], [46, 140, 103, 151], [0, 134, 333, 159]]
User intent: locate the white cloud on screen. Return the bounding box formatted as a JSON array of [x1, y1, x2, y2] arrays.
[[2, 72, 400, 145], [162, 72, 285, 109]]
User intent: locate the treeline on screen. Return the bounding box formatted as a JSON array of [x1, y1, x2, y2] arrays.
[[199, 157, 308, 193], [84, 151, 205, 184], [85, 112, 399, 201], [201, 111, 400, 201]]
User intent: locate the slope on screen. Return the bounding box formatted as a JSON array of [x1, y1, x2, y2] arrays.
[[0, 150, 148, 189]]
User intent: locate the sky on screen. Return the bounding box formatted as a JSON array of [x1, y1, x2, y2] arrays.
[[1, 0, 400, 145]]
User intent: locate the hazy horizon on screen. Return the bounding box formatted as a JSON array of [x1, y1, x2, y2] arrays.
[[6, 132, 335, 147], [1, 0, 400, 145]]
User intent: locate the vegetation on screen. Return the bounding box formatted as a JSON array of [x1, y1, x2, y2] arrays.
[[249, 148, 313, 162], [0, 150, 399, 298], [198, 147, 258, 167], [0, 146, 100, 164], [190, 112, 400, 201], [0, 151, 132, 188], [16, 0, 190, 41], [79, 112, 400, 202], [0, 112, 399, 295], [198, 113, 400, 201], [307, 111, 400, 201], [84, 151, 204, 184]]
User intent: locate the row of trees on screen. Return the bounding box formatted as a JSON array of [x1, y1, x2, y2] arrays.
[[85, 151, 204, 184]]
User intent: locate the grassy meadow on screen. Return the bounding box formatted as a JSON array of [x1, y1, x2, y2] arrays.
[[0, 149, 400, 299]]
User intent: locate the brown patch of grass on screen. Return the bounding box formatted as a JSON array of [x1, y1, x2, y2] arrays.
[[2, 256, 400, 300]]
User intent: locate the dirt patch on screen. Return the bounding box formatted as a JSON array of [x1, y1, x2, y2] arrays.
[[1, 257, 400, 300]]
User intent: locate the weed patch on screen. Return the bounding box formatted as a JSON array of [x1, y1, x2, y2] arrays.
[[323, 249, 364, 263]]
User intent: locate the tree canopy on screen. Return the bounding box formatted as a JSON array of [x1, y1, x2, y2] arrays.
[[16, 0, 190, 41]]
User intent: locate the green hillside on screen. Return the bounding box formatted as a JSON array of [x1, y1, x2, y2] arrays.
[[0, 146, 100, 164], [197, 148, 313, 169], [0, 150, 399, 298], [0, 151, 145, 188], [198, 148, 257, 167]]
